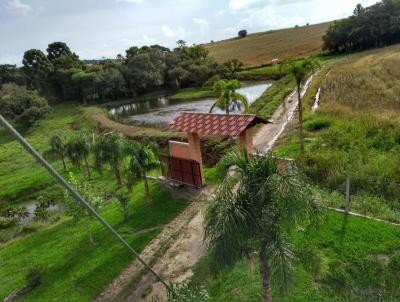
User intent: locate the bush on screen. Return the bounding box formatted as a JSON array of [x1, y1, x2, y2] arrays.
[[304, 118, 331, 132], [0, 83, 50, 127], [238, 30, 247, 38], [164, 283, 210, 302]]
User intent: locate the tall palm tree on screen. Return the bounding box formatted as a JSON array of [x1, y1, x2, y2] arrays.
[[44, 134, 68, 172], [127, 141, 161, 203], [66, 133, 92, 179], [209, 79, 249, 114], [282, 59, 320, 152], [93, 133, 127, 186], [204, 150, 321, 302]]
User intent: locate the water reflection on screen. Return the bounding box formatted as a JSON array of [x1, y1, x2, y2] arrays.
[[109, 82, 272, 126]]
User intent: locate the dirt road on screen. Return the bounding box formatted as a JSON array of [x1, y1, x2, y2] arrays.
[[253, 75, 314, 152], [93, 188, 211, 302]]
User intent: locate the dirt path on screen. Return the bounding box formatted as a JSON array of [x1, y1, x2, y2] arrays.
[[86, 108, 183, 140], [93, 187, 211, 302], [253, 75, 314, 152]]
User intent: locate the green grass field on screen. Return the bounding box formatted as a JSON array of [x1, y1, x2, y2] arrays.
[[205, 22, 330, 67], [275, 44, 400, 222], [0, 103, 190, 300], [169, 87, 217, 101], [0, 104, 81, 202], [0, 183, 188, 301], [192, 211, 400, 302]]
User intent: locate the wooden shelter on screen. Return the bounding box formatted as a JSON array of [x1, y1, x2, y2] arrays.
[[165, 112, 270, 188]]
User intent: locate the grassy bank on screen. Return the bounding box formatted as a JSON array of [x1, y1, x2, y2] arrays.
[[169, 87, 216, 101], [0, 104, 82, 202], [249, 75, 295, 119], [0, 183, 188, 301], [192, 211, 400, 301], [275, 44, 400, 222]]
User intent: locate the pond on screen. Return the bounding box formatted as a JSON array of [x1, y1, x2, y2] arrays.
[[108, 82, 272, 126]]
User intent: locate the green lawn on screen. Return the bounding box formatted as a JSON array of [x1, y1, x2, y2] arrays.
[[0, 102, 190, 300], [192, 211, 400, 302], [0, 182, 188, 301], [169, 87, 217, 101], [250, 74, 295, 119], [0, 104, 81, 202]]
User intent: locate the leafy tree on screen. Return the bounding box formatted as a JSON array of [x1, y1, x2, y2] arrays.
[[0, 64, 25, 85], [323, 1, 400, 53], [282, 59, 320, 152], [127, 141, 161, 203], [64, 173, 102, 243], [116, 189, 130, 221], [22, 49, 53, 90], [0, 83, 50, 128], [238, 30, 247, 38], [66, 133, 92, 180], [176, 40, 187, 49], [204, 150, 321, 302], [71, 70, 99, 104], [222, 59, 243, 79], [93, 133, 127, 186], [98, 67, 126, 100], [44, 134, 69, 172], [34, 195, 54, 222], [46, 42, 72, 60], [122, 51, 165, 95], [209, 79, 249, 114]]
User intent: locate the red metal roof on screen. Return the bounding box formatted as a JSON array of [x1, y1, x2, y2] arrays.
[[169, 112, 270, 137]]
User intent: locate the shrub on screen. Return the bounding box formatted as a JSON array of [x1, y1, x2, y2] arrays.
[[304, 118, 331, 131], [238, 30, 247, 38], [0, 83, 50, 127]]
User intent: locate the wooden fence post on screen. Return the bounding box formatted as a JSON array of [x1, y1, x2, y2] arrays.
[[345, 174, 351, 215]]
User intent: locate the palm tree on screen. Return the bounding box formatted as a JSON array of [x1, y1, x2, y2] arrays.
[[66, 133, 92, 180], [127, 141, 161, 203], [93, 133, 126, 186], [44, 134, 68, 172], [282, 59, 320, 152], [209, 79, 249, 114], [204, 150, 321, 302]]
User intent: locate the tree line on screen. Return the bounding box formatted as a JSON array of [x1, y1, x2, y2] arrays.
[[0, 41, 241, 105], [323, 1, 400, 53]]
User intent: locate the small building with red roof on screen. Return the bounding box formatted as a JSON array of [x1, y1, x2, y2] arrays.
[[166, 112, 270, 187]]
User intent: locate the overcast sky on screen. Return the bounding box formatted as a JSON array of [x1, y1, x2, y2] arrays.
[[0, 0, 378, 64]]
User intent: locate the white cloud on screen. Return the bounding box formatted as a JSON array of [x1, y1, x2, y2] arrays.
[[193, 18, 209, 35], [161, 25, 176, 37], [229, 0, 263, 10], [4, 0, 32, 16], [238, 6, 303, 30], [116, 0, 143, 3]]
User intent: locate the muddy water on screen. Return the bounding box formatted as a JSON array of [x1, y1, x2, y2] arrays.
[[108, 82, 272, 126]]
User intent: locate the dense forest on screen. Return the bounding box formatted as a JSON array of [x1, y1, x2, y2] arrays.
[[0, 41, 242, 127], [0, 41, 224, 103], [323, 0, 400, 53]]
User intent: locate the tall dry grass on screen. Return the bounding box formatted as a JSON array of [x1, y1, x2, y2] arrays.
[[205, 22, 330, 67], [320, 45, 400, 115]]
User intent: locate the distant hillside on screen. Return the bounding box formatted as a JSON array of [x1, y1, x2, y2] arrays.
[[205, 22, 330, 67]]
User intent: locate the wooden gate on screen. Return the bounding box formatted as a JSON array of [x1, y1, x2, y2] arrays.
[[161, 155, 203, 188]]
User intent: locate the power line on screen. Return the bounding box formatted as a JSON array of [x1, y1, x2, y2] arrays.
[[0, 114, 171, 292]]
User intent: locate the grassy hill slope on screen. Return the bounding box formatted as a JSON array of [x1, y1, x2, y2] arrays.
[[277, 44, 400, 222], [205, 22, 330, 67]]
